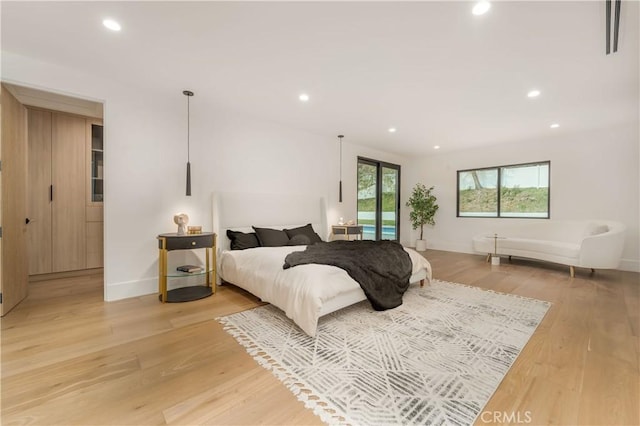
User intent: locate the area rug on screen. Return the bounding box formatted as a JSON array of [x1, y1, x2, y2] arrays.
[[217, 280, 550, 426]]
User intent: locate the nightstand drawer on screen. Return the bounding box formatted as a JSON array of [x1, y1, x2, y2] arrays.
[[158, 233, 214, 250], [331, 225, 364, 240]]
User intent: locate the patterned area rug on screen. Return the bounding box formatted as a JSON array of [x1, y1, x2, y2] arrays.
[[217, 280, 550, 426]]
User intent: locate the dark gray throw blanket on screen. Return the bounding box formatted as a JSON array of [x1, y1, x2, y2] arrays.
[[283, 240, 412, 311]]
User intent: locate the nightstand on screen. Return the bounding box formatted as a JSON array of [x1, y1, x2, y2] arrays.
[[331, 225, 364, 241], [157, 232, 216, 303]]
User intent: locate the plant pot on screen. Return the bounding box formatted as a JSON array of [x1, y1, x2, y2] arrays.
[[491, 255, 500, 265], [415, 239, 427, 251]]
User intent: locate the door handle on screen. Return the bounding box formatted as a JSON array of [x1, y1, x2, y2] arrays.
[[49, 185, 53, 202], [26, 218, 31, 224]]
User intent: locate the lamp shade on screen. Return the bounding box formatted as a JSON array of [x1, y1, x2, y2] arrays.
[[183, 90, 194, 196]]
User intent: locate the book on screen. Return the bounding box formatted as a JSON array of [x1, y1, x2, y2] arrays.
[[177, 265, 203, 273]]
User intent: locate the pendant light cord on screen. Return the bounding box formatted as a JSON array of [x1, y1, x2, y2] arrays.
[[338, 134, 344, 203], [338, 135, 344, 180], [183, 90, 194, 162], [339, 137, 342, 180]]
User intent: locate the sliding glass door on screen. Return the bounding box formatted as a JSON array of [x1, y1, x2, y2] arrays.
[[357, 157, 400, 241]]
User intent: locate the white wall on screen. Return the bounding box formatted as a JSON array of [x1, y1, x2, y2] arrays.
[[401, 122, 640, 272], [5, 51, 637, 302], [2, 52, 407, 300]]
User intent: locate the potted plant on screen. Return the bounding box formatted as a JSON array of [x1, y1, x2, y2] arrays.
[[406, 183, 439, 251]]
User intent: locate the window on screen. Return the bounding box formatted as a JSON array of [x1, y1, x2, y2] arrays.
[[357, 157, 401, 240], [457, 161, 550, 218]]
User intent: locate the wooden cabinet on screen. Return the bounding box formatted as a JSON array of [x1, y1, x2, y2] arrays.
[[52, 112, 87, 272], [27, 108, 103, 275], [27, 109, 53, 274], [85, 119, 104, 269]]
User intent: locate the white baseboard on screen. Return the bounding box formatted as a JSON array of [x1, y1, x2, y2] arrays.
[[619, 258, 640, 273], [427, 240, 477, 255], [105, 277, 157, 301], [427, 240, 640, 274], [104, 239, 638, 301], [105, 275, 218, 301]]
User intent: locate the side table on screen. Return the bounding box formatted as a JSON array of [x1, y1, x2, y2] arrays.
[[157, 232, 217, 303], [331, 225, 364, 241]]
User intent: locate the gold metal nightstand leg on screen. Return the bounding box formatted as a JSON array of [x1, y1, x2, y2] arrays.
[[212, 234, 217, 294], [161, 248, 168, 302], [206, 247, 211, 290], [158, 236, 168, 303], [158, 248, 163, 301]]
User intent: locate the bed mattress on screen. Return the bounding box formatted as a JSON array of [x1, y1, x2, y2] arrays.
[[219, 245, 432, 336]]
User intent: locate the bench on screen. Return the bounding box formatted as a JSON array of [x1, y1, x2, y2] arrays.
[[472, 220, 626, 277]]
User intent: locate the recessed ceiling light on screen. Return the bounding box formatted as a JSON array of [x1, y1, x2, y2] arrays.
[[298, 93, 309, 102], [388, 127, 397, 133], [550, 123, 560, 129], [102, 18, 121, 32], [434, 145, 441, 150], [527, 89, 541, 98], [472, 1, 491, 16]]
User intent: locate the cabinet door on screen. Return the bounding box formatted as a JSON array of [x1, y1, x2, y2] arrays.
[[52, 113, 86, 272], [27, 109, 53, 275], [86, 119, 104, 268]]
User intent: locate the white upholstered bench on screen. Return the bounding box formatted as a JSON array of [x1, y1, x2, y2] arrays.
[[472, 220, 626, 277]]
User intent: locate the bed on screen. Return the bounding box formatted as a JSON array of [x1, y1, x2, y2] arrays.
[[212, 191, 432, 337]]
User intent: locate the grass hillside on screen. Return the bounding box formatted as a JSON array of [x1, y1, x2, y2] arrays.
[[459, 187, 548, 213]]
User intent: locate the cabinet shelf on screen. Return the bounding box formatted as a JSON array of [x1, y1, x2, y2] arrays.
[[159, 286, 212, 303], [90, 124, 104, 203], [166, 268, 214, 278]]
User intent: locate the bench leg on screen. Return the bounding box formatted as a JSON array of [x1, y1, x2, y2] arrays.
[[420, 279, 425, 287], [486, 253, 491, 263], [570, 266, 575, 278], [590, 268, 595, 274]]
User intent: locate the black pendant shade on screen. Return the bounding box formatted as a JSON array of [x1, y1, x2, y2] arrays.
[[606, 0, 622, 55], [186, 161, 191, 196], [338, 135, 344, 203], [183, 90, 194, 196]]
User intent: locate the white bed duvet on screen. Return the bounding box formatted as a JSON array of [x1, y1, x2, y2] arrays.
[[220, 245, 432, 336]]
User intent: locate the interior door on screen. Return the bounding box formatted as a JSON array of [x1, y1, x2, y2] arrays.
[[1, 84, 29, 315]]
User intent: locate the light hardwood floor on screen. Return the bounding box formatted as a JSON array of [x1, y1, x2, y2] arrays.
[[1, 250, 638, 425]]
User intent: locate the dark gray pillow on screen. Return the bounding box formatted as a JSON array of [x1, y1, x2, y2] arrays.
[[252, 226, 290, 247], [226, 230, 260, 250], [287, 234, 311, 246], [284, 223, 322, 244]]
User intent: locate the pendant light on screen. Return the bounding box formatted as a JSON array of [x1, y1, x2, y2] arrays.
[[338, 135, 344, 203], [183, 90, 194, 196]]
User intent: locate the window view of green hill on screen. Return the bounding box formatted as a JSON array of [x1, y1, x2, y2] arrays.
[[459, 187, 548, 213]]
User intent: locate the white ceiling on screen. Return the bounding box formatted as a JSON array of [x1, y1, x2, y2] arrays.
[[2, 1, 638, 156]]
